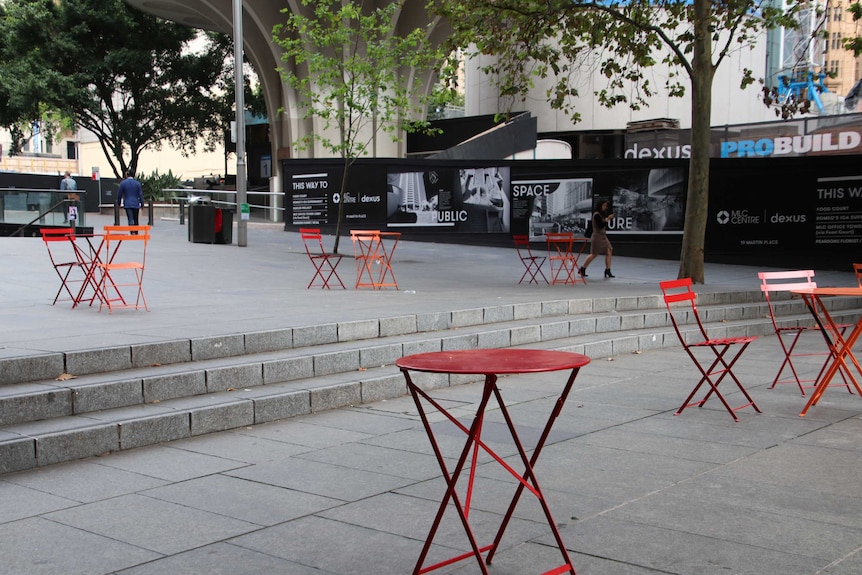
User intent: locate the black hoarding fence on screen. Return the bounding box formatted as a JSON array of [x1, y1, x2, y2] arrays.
[[282, 154, 861, 271], [705, 155, 862, 270]]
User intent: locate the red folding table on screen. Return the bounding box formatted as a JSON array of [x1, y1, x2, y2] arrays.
[[349, 229, 400, 289], [792, 287, 862, 416], [546, 232, 586, 285], [396, 348, 590, 575]]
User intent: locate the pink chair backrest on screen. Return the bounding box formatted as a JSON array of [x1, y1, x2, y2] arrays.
[[757, 270, 817, 332], [758, 270, 816, 293]]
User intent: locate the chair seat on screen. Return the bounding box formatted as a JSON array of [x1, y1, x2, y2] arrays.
[[691, 336, 757, 347], [103, 262, 144, 271], [775, 324, 819, 332]]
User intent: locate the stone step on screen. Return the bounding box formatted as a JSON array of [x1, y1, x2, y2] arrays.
[[2, 290, 780, 387], [1, 291, 803, 423], [1, 291, 859, 474]]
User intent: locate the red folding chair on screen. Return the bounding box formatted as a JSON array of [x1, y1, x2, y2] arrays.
[[513, 235, 548, 284], [40, 228, 85, 306], [95, 225, 150, 312], [660, 278, 761, 422], [854, 263, 862, 287], [758, 270, 852, 396], [300, 228, 345, 289]]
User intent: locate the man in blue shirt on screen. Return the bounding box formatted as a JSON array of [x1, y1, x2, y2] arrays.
[[60, 171, 77, 192], [117, 170, 144, 229]]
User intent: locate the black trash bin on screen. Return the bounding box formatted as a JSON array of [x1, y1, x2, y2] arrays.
[[188, 203, 233, 244], [188, 203, 215, 243]]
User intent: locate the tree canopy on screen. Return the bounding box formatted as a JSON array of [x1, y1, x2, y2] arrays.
[[845, 2, 862, 56], [0, 0, 243, 179], [432, 0, 803, 282]]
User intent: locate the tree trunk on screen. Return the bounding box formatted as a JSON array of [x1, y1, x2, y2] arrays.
[[332, 160, 350, 254], [678, 0, 712, 284]]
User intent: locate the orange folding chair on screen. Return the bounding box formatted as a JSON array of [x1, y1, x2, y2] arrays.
[[40, 228, 85, 305], [513, 235, 548, 284], [660, 278, 761, 422], [854, 263, 862, 287], [759, 270, 851, 396], [300, 228, 345, 289], [95, 225, 151, 312]]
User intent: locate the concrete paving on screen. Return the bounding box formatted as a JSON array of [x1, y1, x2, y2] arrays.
[[1, 214, 862, 574]]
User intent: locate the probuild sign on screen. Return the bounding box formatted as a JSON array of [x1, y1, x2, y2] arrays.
[[624, 116, 862, 159], [719, 130, 862, 158]]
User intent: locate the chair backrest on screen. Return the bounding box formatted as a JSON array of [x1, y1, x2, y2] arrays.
[[854, 263, 862, 287], [659, 278, 708, 344], [102, 225, 150, 264], [513, 234, 534, 258], [300, 228, 325, 256], [349, 230, 380, 258], [40, 228, 75, 242], [758, 270, 816, 293], [103, 225, 150, 239], [545, 232, 574, 254], [40, 228, 78, 265], [757, 270, 817, 331]]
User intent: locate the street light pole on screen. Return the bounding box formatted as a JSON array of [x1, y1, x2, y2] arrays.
[[233, 0, 248, 247]]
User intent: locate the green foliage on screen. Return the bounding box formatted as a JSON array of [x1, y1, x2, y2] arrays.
[[0, 0, 245, 178], [273, 0, 445, 161], [273, 0, 449, 250], [847, 3, 862, 56], [140, 169, 184, 202]]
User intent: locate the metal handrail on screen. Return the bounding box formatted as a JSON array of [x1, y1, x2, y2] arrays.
[[10, 198, 76, 237]]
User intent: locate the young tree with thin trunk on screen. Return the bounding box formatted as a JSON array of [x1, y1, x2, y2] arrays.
[[273, 0, 447, 253]]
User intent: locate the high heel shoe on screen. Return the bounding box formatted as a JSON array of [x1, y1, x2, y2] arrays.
[[604, 268, 615, 278], [579, 266, 588, 277]]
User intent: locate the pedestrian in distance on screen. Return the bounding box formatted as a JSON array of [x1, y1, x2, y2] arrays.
[[60, 171, 77, 193], [60, 171, 79, 223], [580, 200, 615, 278], [117, 170, 144, 231]]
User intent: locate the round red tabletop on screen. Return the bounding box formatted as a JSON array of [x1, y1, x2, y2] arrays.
[[396, 348, 590, 375]]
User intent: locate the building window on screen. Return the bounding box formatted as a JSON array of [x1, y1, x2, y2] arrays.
[[835, 4, 843, 21], [66, 141, 77, 160]]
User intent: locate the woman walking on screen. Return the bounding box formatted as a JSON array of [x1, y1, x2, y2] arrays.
[[580, 200, 615, 278]]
